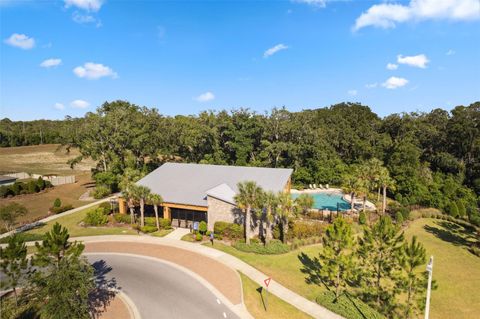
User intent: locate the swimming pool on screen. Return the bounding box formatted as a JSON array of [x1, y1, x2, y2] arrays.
[[292, 192, 351, 211]]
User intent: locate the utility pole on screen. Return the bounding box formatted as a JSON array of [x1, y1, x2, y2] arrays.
[[425, 256, 434, 319]]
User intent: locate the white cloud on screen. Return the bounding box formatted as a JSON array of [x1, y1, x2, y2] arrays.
[[353, 0, 480, 31], [382, 76, 409, 89], [72, 11, 95, 23], [195, 91, 215, 102], [40, 58, 62, 68], [64, 0, 103, 12], [73, 62, 117, 80], [264, 44, 289, 58], [348, 89, 358, 96], [292, 0, 327, 8], [54, 103, 65, 110], [4, 33, 35, 49], [365, 83, 378, 89], [446, 49, 456, 55], [386, 63, 398, 70], [70, 99, 90, 108], [397, 54, 429, 68]]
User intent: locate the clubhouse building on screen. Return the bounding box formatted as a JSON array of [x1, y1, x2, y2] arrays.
[[119, 163, 292, 230]]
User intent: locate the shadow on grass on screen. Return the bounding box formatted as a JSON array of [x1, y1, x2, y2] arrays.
[[423, 220, 474, 248], [256, 286, 267, 311], [89, 259, 119, 317]]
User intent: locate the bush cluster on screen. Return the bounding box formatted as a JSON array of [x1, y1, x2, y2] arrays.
[[140, 225, 157, 233], [92, 185, 111, 199], [83, 208, 108, 226], [50, 204, 73, 214], [144, 217, 171, 229], [0, 178, 52, 198], [292, 221, 325, 239], [289, 236, 322, 250], [214, 221, 244, 239], [233, 239, 290, 254], [113, 213, 130, 224]]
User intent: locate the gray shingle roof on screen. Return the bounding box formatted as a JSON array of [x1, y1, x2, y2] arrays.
[[136, 163, 292, 207], [0, 175, 17, 183]]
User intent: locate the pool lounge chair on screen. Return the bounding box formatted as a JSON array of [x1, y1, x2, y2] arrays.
[[326, 184, 329, 189], [319, 184, 324, 189], [313, 184, 317, 189], [309, 184, 313, 189]]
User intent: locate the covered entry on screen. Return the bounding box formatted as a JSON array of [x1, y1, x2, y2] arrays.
[[162, 203, 208, 229]]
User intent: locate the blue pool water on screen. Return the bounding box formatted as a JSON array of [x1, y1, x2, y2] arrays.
[[292, 192, 351, 211]]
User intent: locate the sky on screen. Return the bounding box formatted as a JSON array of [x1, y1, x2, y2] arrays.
[[0, 0, 479, 121]]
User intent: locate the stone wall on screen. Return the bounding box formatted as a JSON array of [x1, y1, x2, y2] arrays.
[[206, 196, 243, 231]]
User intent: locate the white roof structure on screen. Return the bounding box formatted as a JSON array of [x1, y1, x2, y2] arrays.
[[136, 162, 293, 207]]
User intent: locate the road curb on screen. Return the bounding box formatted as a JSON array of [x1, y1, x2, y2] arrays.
[[115, 290, 142, 319]]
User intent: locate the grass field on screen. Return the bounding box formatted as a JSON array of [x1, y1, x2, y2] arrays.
[[0, 144, 98, 225], [0, 144, 95, 175], [404, 218, 480, 319], [211, 217, 480, 319], [239, 272, 313, 319], [23, 205, 138, 238]]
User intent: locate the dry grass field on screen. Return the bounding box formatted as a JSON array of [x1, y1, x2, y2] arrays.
[[0, 144, 97, 225], [0, 144, 95, 175]]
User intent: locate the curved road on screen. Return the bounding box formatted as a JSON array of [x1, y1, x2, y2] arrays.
[[86, 253, 240, 319]]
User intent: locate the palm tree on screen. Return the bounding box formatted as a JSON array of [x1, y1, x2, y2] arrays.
[[119, 168, 144, 225], [378, 167, 395, 214], [262, 191, 277, 244], [234, 181, 263, 245], [342, 171, 361, 212], [294, 193, 314, 216], [134, 185, 151, 228], [148, 193, 163, 230], [277, 192, 295, 243], [122, 186, 138, 225]]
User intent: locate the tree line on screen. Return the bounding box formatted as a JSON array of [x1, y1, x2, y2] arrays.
[[1, 100, 479, 215]]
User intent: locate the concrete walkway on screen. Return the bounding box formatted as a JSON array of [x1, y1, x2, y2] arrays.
[[76, 235, 344, 319], [164, 227, 191, 240]]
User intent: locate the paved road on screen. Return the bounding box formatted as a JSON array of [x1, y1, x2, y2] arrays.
[[86, 254, 240, 319]]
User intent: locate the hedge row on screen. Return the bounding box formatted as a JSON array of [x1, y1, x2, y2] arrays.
[[0, 178, 52, 198], [233, 239, 290, 254]]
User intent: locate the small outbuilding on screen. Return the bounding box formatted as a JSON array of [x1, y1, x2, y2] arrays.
[[0, 175, 17, 186]]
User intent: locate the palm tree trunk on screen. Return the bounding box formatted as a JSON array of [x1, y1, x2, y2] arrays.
[[282, 219, 288, 243], [154, 204, 160, 230], [382, 186, 387, 214], [245, 206, 251, 244], [140, 198, 145, 227], [129, 205, 135, 224], [266, 220, 272, 244], [350, 192, 355, 211], [377, 187, 381, 202], [362, 196, 366, 213]]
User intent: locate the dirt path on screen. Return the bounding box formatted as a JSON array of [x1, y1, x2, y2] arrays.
[[84, 242, 243, 305]]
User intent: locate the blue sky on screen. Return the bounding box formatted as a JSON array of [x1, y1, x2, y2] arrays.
[[1, 0, 479, 120]]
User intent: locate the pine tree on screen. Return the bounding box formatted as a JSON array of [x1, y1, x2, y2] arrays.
[[301, 217, 356, 301], [0, 234, 28, 305], [398, 236, 428, 318], [358, 216, 404, 313], [32, 223, 94, 319]]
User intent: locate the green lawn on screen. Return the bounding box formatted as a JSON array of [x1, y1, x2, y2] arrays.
[[404, 218, 480, 319], [23, 206, 138, 238], [239, 272, 313, 319]]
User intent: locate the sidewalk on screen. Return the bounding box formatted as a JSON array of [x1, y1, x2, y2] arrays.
[[163, 227, 191, 240], [76, 235, 344, 319]]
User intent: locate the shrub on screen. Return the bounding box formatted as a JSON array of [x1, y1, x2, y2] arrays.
[[159, 218, 171, 228], [140, 225, 157, 233], [358, 211, 367, 225], [195, 233, 203, 241], [113, 213, 130, 224], [469, 213, 480, 227], [307, 210, 324, 220], [26, 180, 39, 194], [50, 204, 73, 214], [0, 186, 13, 198], [214, 221, 244, 239], [316, 291, 384, 319], [457, 200, 466, 218], [10, 182, 23, 196], [469, 246, 480, 257], [144, 217, 157, 227], [45, 180, 53, 188], [292, 221, 325, 239], [36, 177, 46, 190], [446, 201, 459, 218], [92, 185, 111, 199], [233, 239, 290, 254], [395, 211, 404, 224], [53, 198, 61, 208], [289, 236, 322, 250], [93, 171, 118, 192], [98, 202, 112, 214], [199, 221, 207, 234], [83, 208, 108, 226]]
